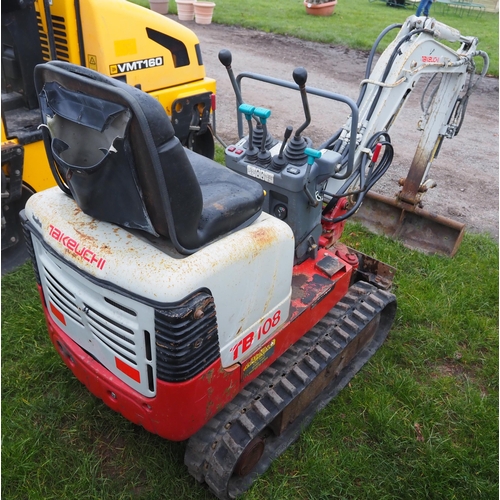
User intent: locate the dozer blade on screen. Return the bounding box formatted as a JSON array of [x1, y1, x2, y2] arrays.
[[185, 281, 397, 500], [353, 191, 464, 257]]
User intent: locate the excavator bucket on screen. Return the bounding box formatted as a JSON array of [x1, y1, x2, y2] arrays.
[[353, 191, 464, 257]]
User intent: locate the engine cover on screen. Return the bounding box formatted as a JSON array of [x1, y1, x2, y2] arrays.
[[24, 187, 295, 390]]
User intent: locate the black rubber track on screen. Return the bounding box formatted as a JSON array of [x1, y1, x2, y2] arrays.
[[185, 280, 397, 499]]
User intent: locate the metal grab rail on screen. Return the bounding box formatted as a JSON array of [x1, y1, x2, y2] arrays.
[[234, 71, 359, 180]]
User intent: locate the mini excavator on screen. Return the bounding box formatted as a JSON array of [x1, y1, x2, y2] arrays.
[[21, 16, 487, 499]]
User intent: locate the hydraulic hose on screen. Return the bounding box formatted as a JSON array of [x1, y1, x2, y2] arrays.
[[358, 23, 403, 107], [322, 131, 394, 223], [321, 23, 402, 151], [365, 28, 427, 122], [323, 25, 426, 222], [322, 24, 421, 172]]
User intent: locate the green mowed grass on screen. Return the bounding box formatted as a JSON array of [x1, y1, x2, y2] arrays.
[[2, 227, 498, 499], [3, 5, 498, 497], [132, 0, 498, 76]]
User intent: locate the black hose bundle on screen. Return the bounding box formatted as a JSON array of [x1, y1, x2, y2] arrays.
[[322, 131, 393, 223], [320, 23, 429, 223]]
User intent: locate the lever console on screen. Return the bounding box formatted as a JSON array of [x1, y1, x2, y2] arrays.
[[225, 129, 341, 263], [219, 50, 342, 263]]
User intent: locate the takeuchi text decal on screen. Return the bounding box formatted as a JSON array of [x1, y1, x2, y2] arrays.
[[48, 225, 106, 270]]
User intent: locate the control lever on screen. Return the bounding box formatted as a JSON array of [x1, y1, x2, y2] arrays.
[[303, 147, 322, 207], [253, 107, 272, 167], [239, 103, 259, 160], [285, 67, 312, 166], [271, 125, 293, 170], [218, 49, 243, 105], [293, 68, 311, 137], [219, 49, 274, 154]]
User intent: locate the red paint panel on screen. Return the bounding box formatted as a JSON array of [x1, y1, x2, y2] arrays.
[[50, 302, 66, 326], [43, 307, 241, 441], [115, 357, 141, 383], [39, 248, 354, 442]]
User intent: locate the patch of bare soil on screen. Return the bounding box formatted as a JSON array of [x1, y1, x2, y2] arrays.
[[179, 20, 499, 240]]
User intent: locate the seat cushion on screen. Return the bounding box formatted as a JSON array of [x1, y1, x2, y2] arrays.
[[185, 149, 265, 246]]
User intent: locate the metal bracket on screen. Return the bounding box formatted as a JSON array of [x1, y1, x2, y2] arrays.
[[1, 143, 24, 203], [171, 92, 212, 143], [1, 142, 25, 250]]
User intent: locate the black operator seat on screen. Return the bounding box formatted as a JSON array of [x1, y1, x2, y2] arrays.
[[34, 61, 265, 255]]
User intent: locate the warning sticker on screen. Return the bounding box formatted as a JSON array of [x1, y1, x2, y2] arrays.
[[88, 54, 97, 71], [242, 339, 276, 380], [109, 56, 164, 75]]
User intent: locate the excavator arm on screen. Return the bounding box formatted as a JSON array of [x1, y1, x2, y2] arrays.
[[323, 16, 488, 255]]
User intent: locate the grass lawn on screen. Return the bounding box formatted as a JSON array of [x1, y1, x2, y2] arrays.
[[2, 3, 498, 497], [2, 225, 498, 499], [132, 0, 499, 76]]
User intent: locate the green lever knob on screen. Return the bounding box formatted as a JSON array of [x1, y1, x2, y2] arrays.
[[253, 107, 271, 124], [239, 103, 255, 120], [305, 147, 322, 165]]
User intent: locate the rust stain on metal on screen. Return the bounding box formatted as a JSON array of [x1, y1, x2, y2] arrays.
[[262, 265, 279, 315], [73, 229, 99, 245], [100, 244, 111, 252], [250, 227, 278, 249], [306, 274, 336, 306], [291, 274, 308, 300], [205, 399, 214, 420], [290, 271, 336, 316], [72, 227, 94, 240], [202, 368, 215, 384], [223, 380, 235, 396]]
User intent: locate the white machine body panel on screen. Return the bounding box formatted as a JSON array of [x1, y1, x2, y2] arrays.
[[25, 187, 295, 384]]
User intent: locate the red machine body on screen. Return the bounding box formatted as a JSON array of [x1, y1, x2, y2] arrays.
[[41, 246, 354, 441]]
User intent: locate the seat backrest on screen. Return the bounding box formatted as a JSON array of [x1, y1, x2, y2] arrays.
[[34, 61, 204, 253]]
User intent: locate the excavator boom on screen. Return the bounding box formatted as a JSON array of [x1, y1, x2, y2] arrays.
[[325, 16, 488, 256]]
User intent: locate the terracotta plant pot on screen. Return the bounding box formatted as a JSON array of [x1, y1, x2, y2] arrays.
[[176, 0, 195, 21], [149, 0, 169, 15], [194, 1, 215, 24], [304, 0, 337, 16]]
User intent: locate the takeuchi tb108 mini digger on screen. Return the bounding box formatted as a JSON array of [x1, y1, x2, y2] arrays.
[[22, 16, 488, 499]]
